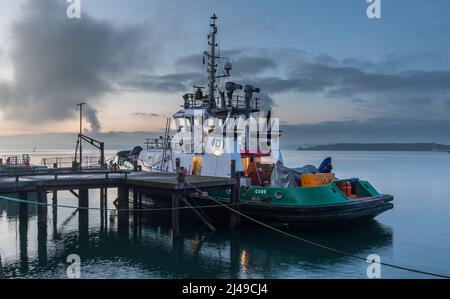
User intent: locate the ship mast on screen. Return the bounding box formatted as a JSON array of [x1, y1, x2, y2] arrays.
[[206, 14, 218, 111]]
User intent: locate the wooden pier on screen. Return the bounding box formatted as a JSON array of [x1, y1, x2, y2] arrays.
[[0, 159, 239, 240]]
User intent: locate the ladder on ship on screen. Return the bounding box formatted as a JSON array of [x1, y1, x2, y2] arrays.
[[160, 117, 174, 172]]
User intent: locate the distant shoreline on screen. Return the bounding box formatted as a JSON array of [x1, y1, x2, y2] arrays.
[[297, 143, 450, 152]]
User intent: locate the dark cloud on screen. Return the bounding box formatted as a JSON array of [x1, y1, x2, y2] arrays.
[[289, 63, 450, 94], [231, 56, 277, 76], [123, 72, 203, 93], [176, 54, 203, 70], [0, 0, 150, 132], [131, 112, 163, 118], [124, 46, 450, 119]]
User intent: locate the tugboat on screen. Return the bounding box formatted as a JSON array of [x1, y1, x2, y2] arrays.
[[113, 14, 393, 230]]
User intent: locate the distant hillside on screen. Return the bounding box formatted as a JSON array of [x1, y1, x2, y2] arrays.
[[298, 143, 450, 152]]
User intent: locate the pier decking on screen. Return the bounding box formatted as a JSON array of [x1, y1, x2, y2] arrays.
[[0, 161, 240, 239], [0, 169, 236, 194]]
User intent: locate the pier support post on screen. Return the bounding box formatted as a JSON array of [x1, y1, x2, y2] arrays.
[[102, 188, 108, 229], [172, 193, 181, 238], [19, 192, 29, 273], [133, 189, 139, 242], [171, 234, 184, 277], [117, 186, 130, 240], [19, 192, 28, 223], [172, 158, 183, 238], [52, 190, 58, 238], [100, 188, 108, 230], [138, 190, 143, 239], [230, 160, 241, 228], [37, 190, 47, 266], [0, 253, 4, 279], [78, 189, 89, 247], [37, 190, 47, 226], [100, 188, 104, 230]]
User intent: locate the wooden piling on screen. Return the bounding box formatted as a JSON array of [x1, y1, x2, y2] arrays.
[[132, 189, 139, 241], [18, 192, 28, 273], [138, 190, 143, 209], [172, 158, 182, 238], [117, 185, 130, 239], [133, 189, 138, 209], [100, 188, 106, 229], [18, 192, 28, 225], [37, 190, 47, 265], [171, 234, 184, 276], [78, 188, 89, 246], [37, 190, 47, 226], [230, 160, 241, 228], [102, 188, 108, 229], [0, 253, 4, 279], [52, 190, 58, 238], [172, 193, 181, 238], [138, 190, 143, 240]]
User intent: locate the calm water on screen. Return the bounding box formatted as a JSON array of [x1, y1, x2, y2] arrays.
[[0, 150, 449, 279]]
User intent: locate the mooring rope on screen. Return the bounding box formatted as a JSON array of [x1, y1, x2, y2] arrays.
[[187, 184, 450, 279], [0, 195, 230, 212], [1, 190, 449, 279]]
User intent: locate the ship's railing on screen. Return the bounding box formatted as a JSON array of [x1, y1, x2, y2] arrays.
[[226, 96, 260, 112], [183, 98, 209, 109], [144, 138, 171, 150], [183, 95, 260, 112], [41, 156, 101, 168]]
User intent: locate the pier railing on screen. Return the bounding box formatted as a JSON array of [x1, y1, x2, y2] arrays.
[[41, 156, 102, 168], [0, 155, 31, 166]]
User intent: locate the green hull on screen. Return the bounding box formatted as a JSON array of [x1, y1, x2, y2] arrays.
[[205, 179, 393, 230], [212, 179, 380, 207]]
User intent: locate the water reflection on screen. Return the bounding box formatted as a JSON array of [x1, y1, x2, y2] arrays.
[[0, 195, 393, 279]]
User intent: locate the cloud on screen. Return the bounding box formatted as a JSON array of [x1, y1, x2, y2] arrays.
[[131, 112, 163, 118], [123, 72, 202, 93], [0, 0, 150, 132], [4, 0, 443, 130], [231, 56, 277, 76], [119, 45, 450, 120]]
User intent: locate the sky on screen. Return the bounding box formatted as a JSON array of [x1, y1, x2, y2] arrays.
[[0, 0, 449, 145]]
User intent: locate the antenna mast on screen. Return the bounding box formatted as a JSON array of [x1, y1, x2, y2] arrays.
[[206, 14, 218, 110], [76, 102, 85, 170]]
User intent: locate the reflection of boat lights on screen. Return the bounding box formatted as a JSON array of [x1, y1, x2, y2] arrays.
[[240, 250, 248, 273]]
